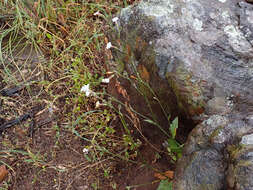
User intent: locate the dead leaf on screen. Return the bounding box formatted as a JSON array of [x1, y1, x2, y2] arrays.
[[115, 80, 129, 101], [137, 64, 150, 82], [126, 44, 132, 57], [104, 37, 109, 44], [135, 36, 141, 50], [58, 13, 66, 25], [116, 39, 121, 46], [154, 170, 174, 180], [0, 165, 8, 183], [164, 170, 174, 179], [154, 172, 166, 180], [130, 75, 137, 80]]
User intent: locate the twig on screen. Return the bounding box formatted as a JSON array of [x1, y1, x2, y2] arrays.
[[0, 113, 32, 134]]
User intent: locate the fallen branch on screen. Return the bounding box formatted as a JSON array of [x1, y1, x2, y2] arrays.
[[0, 86, 24, 97], [0, 112, 32, 134]]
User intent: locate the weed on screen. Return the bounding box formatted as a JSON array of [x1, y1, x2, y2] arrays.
[[111, 35, 184, 162], [157, 179, 173, 190], [166, 117, 183, 162]]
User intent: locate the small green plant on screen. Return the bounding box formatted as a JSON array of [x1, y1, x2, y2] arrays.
[[166, 117, 183, 162], [91, 182, 98, 190], [157, 179, 173, 190]]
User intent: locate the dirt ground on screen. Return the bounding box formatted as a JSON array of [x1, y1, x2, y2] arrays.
[[0, 45, 91, 189], [0, 82, 174, 190], [0, 112, 174, 190]]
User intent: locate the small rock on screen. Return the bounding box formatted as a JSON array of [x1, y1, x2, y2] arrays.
[[241, 133, 253, 145]]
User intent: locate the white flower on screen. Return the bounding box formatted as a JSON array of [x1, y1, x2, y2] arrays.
[[95, 101, 101, 108], [101, 78, 110, 84], [106, 42, 112, 49], [83, 148, 89, 154], [80, 84, 93, 97], [93, 11, 104, 17], [57, 165, 66, 170], [93, 11, 100, 16], [112, 17, 119, 23]]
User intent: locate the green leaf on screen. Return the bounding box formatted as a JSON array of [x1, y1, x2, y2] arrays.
[[84, 154, 92, 162], [144, 119, 160, 127], [46, 33, 52, 39], [157, 180, 173, 190], [167, 139, 181, 153], [170, 117, 178, 139]]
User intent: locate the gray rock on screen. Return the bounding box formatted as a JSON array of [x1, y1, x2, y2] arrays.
[[241, 133, 253, 145], [111, 0, 253, 189]]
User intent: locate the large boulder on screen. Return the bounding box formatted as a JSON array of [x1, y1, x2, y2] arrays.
[[111, 0, 253, 189]]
